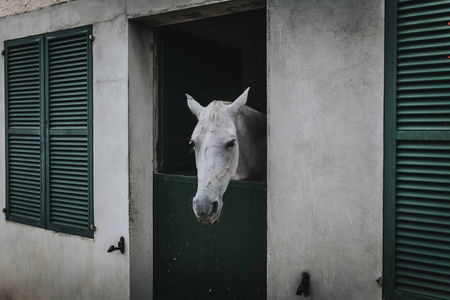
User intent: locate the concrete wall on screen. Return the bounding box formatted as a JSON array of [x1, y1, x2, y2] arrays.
[[128, 20, 155, 299], [0, 1, 131, 299], [126, 0, 264, 21], [0, 0, 69, 18], [266, 0, 384, 299]]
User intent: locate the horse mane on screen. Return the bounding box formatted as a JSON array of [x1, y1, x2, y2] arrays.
[[236, 104, 267, 180], [200, 101, 228, 125], [201, 100, 265, 124]]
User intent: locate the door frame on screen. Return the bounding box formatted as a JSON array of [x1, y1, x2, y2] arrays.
[[150, 4, 268, 299]]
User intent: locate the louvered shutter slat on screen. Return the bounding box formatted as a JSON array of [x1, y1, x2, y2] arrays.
[[398, 75, 450, 84], [398, 66, 450, 76]]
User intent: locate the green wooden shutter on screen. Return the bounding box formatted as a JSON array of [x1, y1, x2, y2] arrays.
[[4, 26, 93, 238], [4, 36, 45, 227], [384, 1, 450, 299], [45, 27, 93, 237]]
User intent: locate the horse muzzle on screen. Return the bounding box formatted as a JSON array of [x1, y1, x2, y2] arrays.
[[193, 198, 222, 224]]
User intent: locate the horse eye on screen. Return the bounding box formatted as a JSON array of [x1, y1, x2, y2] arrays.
[[189, 140, 196, 148], [226, 140, 236, 148]]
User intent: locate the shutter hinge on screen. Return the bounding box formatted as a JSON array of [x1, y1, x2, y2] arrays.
[[376, 277, 384, 286], [89, 35, 95, 42], [1, 50, 4, 56], [91, 224, 96, 231], [2, 208, 6, 213]]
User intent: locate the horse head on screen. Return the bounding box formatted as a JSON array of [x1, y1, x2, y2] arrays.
[[187, 88, 249, 224]]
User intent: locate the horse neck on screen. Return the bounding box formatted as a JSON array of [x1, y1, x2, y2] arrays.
[[235, 106, 267, 180]]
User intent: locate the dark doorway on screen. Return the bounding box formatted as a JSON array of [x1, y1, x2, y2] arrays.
[[157, 9, 266, 174], [154, 9, 267, 299]]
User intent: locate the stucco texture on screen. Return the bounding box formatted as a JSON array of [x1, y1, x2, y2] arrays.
[[0, 0, 131, 299], [0, 0, 69, 18], [267, 0, 384, 299]]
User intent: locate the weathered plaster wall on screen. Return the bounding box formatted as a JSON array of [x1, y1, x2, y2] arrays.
[[267, 0, 384, 299], [127, 0, 254, 19], [128, 20, 155, 299], [127, 0, 264, 27], [0, 0, 69, 18], [0, 0, 131, 299]]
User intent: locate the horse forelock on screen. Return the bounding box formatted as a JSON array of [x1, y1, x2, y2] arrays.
[[199, 101, 230, 125]]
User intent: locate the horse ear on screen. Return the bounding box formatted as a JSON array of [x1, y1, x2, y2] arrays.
[[229, 87, 249, 116], [186, 94, 204, 119]]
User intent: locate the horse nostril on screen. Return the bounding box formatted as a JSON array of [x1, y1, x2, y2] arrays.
[[211, 201, 219, 215]]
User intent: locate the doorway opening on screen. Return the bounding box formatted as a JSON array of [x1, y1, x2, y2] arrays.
[[157, 9, 266, 175], [154, 8, 267, 299]]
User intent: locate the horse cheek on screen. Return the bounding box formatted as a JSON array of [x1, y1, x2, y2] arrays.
[[230, 147, 239, 178]]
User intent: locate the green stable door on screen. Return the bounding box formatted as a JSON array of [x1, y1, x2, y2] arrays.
[[154, 24, 267, 299]]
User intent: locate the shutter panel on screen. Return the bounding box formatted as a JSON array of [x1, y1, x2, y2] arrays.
[[45, 27, 93, 237], [397, 0, 450, 131], [4, 37, 44, 226], [49, 136, 89, 230], [395, 141, 450, 299], [385, 1, 450, 299]]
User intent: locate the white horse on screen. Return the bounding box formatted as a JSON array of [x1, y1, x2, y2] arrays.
[[187, 87, 266, 224]]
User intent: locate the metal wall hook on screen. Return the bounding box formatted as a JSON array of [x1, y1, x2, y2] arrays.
[[107, 236, 125, 254], [296, 272, 310, 296]]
